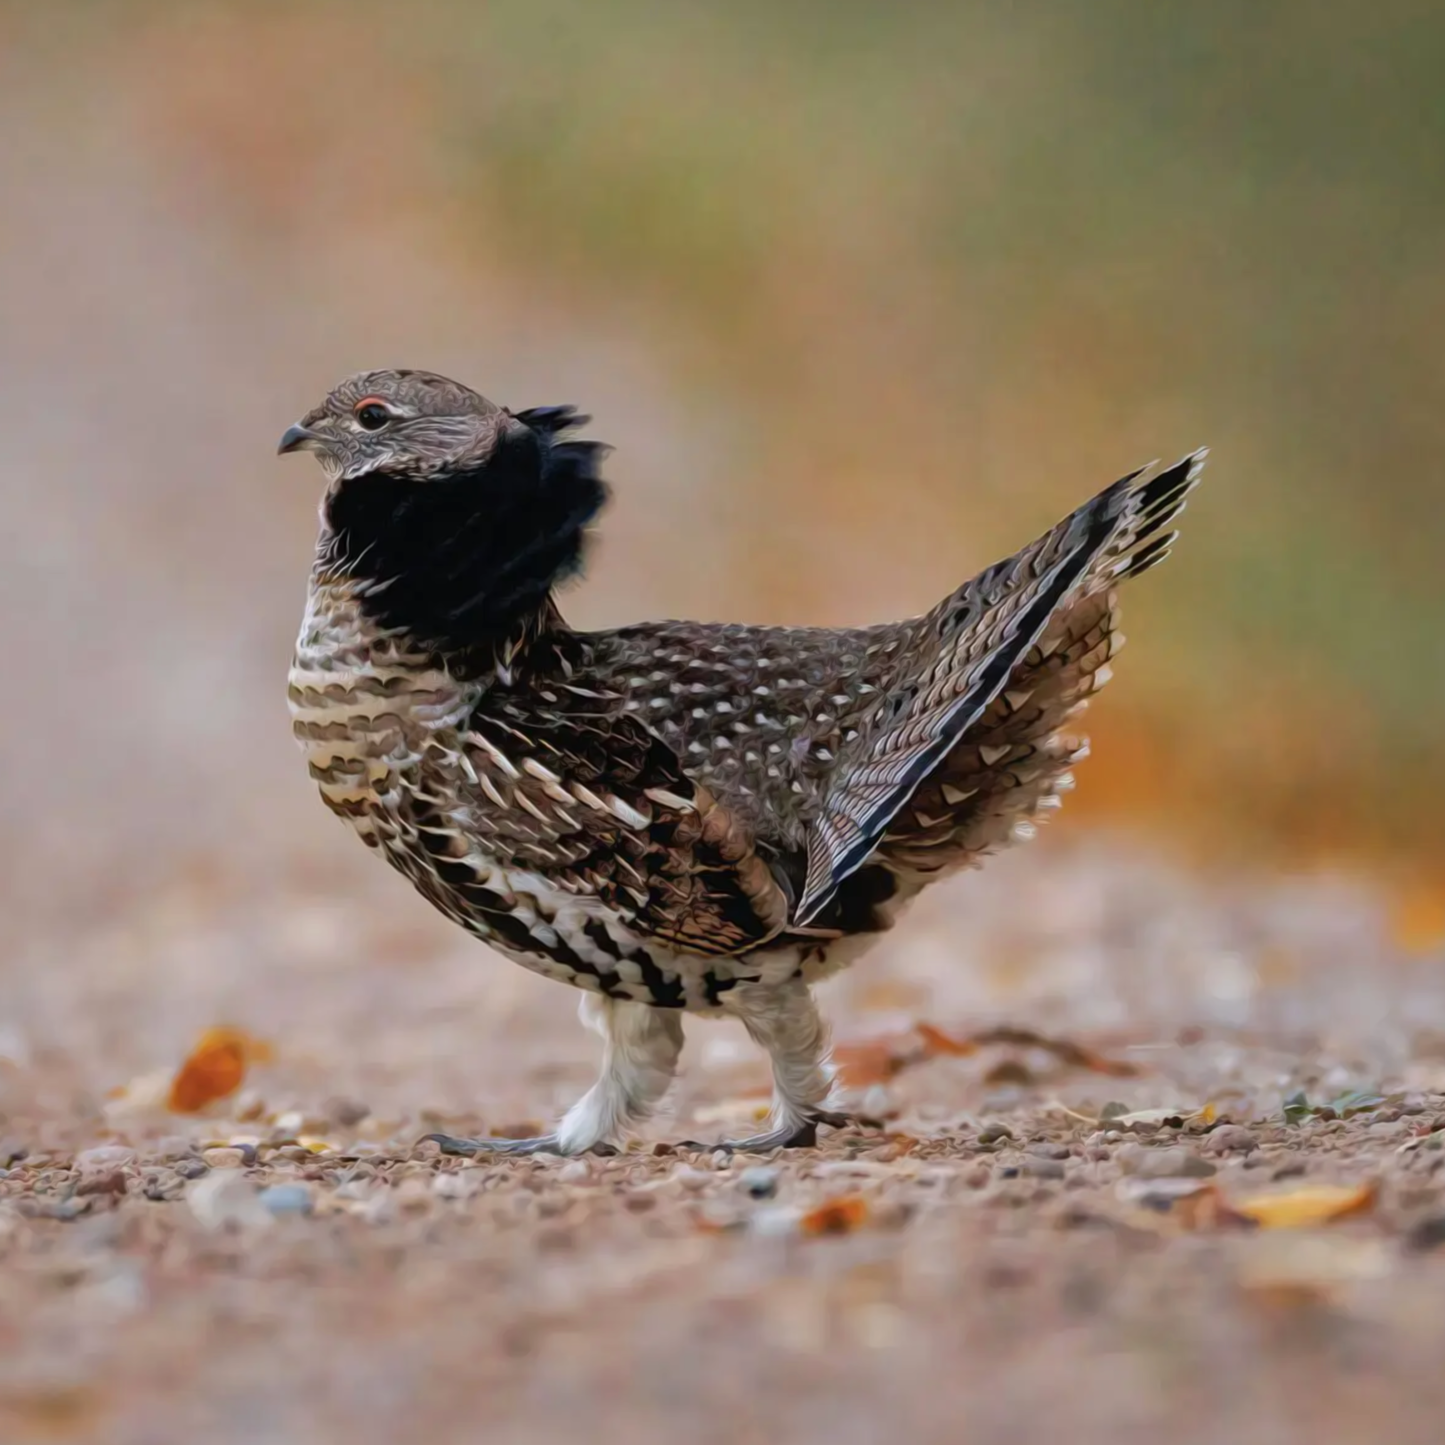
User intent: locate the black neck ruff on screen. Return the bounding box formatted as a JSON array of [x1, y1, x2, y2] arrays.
[[324, 407, 608, 665]]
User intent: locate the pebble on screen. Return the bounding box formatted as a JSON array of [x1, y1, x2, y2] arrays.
[[750, 1206, 803, 1239], [74, 1169, 128, 1198], [1028, 1142, 1072, 1160], [201, 1147, 248, 1169], [432, 1172, 475, 1200], [739, 1166, 780, 1199], [977, 1123, 1014, 1146], [1117, 1144, 1216, 1180], [186, 1172, 272, 1231], [1368, 1119, 1410, 1139], [259, 1183, 315, 1217], [75, 1145, 134, 1171], [860, 1085, 893, 1121], [556, 1160, 591, 1184], [174, 1157, 210, 1180], [1022, 1157, 1067, 1180], [325, 1096, 372, 1129], [1406, 1215, 1445, 1252], [1202, 1125, 1259, 1155], [672, 1165, 713, 1192]]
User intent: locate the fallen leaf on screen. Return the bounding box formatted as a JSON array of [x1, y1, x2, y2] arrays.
[[799, 1195, 871, 1236], [1051, 1100, 1215, 1131], [944, 1024, 1137, 1077], [1231, 1181, 1378, 1229], [167, 1028, 273, 1114], [915, 1023, 979, 1058], [833, 1040, 912, 1088]]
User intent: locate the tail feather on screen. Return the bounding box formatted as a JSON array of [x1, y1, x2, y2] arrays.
[[794, 447, 1209, 925]]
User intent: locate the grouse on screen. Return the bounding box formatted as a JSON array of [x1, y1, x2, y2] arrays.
[[279, 369, 1206, 1155]]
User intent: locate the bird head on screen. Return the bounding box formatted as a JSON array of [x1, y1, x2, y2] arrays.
[[279, 369, 609, 660], [277, 368, 510, 482]]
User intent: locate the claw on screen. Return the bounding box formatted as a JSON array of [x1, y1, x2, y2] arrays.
[[420, 1132, 621, 1159], [680, 1108, 883, 1155], [420, 1132, 563, 1158]]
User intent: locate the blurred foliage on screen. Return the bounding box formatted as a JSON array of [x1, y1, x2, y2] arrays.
[[7, 0, 1444, 888]]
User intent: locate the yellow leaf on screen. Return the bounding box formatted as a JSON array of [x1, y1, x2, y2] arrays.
[[1231, 1181, 1377, 1229]]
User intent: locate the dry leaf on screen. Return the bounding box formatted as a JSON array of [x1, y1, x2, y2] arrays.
[[915, 1023, 979, 1058], [1052, 1101, 1215, 1130], [832, 1040, 912, 1088], [926, 1024, 1136, 1077], [1231, 1181, 1378, 1229], [167, 1027, 273, 1114], [799, 1195, 871, 1236]]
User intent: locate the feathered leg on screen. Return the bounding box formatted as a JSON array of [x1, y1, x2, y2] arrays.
[[686, 981, 858, 1152], [425, 994, 685, 1157]]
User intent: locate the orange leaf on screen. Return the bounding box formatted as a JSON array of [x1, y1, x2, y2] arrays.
[[799, 1195, 871, 1237], [915, 1022, 978, 1058], [833, 1040, 910, 1087], [1231, 1181, 1378, 1229], [166, 1027, 271, 1114]]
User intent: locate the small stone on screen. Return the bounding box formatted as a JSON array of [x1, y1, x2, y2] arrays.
[[186, 1172, 271, 1231], [672, 1165, 713, 1192], [739, 1166, 780, 1199], [1028, 1142, 1072, 1160], [75, 1145, 134, 1171], [325, 1096, 372, 1129], [556, 1160, 591, 1184], [259, 1183, 314, 1217], [977, 1123, 1014, 1147], [201, 1147, 247, 1169], [1117, 1144, 1216, 1180], [74, 1169, 128, 1198], [1202, 1125, 1258, 1155], [1022, 1157, 1066, 1180], [0, 1139, 28, 1168], [174, 1157, 209, 1180], [1368, 1119, 1409, 1139], [860, 1084, 893, 1120], [1400, 1095, 1430, 1117], [1406, 1215, 1445, 1252], [749, 1206, 802, 1239]]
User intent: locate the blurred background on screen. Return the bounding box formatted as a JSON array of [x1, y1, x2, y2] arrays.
[[3, 1, 1443, 954]]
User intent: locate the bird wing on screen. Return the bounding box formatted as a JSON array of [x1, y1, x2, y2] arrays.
[[439, 701, 790, 958], [795, 450, 1206, 924]]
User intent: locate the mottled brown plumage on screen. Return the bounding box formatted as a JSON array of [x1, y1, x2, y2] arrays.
[[279, 368, 1206, 1154]]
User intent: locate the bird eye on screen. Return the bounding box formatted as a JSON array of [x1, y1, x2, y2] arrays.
[[354, 400, 392, 431]]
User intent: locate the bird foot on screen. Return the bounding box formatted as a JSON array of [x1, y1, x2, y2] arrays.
[[681, 1107, 883, 1155], [420, 1132, 619, 1159]]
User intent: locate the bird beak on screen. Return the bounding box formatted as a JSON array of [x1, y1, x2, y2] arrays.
[[277, 423, 320, 456]]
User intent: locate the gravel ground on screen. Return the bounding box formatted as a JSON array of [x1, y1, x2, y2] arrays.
[[5, 839, 1445, 1445]]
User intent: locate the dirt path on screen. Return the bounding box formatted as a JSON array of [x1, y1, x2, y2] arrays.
[[4, 842, 1445, 1445]]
